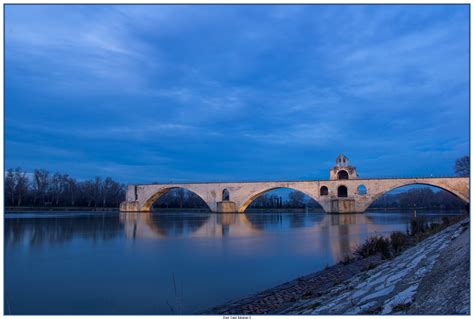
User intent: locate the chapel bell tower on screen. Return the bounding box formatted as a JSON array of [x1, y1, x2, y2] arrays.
[[329, 154, 359, 180]]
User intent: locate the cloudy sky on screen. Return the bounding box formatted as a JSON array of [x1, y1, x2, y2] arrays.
[[5, 4, 469, 183]]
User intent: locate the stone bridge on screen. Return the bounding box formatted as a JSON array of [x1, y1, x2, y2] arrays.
[[120, 155, 469, 214]]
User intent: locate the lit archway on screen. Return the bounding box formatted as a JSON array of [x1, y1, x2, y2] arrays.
[[337, 170, 349, 180]]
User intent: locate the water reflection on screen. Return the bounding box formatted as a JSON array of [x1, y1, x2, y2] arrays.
[[5, 209, 464, 315], [120, 212, 211, 238], [120, 211, 379, 239], [318, 214, 376, 261], [119, 211, 366, 239], [6, 210, 462, 245], [5, 213, 122, 247], [120, 211, 380, 241], [244, 211, 325, 230]]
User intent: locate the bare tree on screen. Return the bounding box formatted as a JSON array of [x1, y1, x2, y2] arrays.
[[32, 169, 50, 205], [107, 180, 125, 207], [101, 177, 111, 207], [101, 177, 124, 207], [288, 191, 305, 208], [5, 169, 15, 206], [371, 187, 464, 209], [176, 188, 186, 208], [81, 180, 96, 207], [14, 168, 29, 206], [4, 167, 125, 208], [93, 177, 102, 208], [455, 155, 470, 176], [50, 173, 65, 206], [66, 177, 77, 206]]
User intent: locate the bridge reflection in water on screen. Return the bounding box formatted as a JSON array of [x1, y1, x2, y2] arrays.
[[118, 211, 392, 260], [5, 209, 464, 314]]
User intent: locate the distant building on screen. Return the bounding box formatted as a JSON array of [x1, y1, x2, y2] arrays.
[[329, 154, 359, 180]]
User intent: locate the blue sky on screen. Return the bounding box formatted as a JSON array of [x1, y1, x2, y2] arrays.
[[5, 4, 470, 183]]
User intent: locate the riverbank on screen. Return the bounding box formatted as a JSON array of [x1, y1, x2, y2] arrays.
[[7, 207, 462, 213], [205, 217, 469, 315], [367, 207, 467, 211], [5, 206, 120, 212], [5, 207, 322, 213]]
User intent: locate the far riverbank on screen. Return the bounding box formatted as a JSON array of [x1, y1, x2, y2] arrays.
[[5, 207, 465, 213], [4, 207, 320, 212], [5, 206, 120, 212]]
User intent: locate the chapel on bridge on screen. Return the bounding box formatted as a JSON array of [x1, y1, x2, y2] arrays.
[[329, 154, 359, 180]]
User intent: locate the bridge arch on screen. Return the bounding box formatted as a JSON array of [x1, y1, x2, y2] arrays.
[[237, 186, 321, 213], [364, 180, 469, 210], [141, 187, 212, 212]]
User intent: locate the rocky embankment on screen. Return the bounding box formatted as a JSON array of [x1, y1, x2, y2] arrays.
[[206, 218, 470, 315]]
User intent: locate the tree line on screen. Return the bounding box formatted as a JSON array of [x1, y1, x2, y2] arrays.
[[153, 188, 209, 209], [249, 191, 320, 209], [372, 155, 469, 210], [455, 155, 469, 177], [5, 168, 126, 208], [151, 187, 466, 210], [371, 187, 465, 210], [152, 189, 320, 209], [5, 155, 469, 209]]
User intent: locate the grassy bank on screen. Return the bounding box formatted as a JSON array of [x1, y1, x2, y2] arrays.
[[340, 214, 466, 266]]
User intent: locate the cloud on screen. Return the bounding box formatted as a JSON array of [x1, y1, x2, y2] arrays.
[[6, 5, 160, 96], [5, 4, 469, 182], [321, 7, 468, 99]]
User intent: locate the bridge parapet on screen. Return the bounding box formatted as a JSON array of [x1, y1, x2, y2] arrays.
[[120, 155, 468, 214], [119, 176, 468, 214]]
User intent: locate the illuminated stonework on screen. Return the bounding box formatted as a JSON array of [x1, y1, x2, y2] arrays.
[[329, 154, 359, 180], [120, 156, 469, 214]]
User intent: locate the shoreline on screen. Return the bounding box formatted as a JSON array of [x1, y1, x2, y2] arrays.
[[204, 216, 469, 315], [5, 207, 464, 213], [4, 207, 322, 212], [204, 255, 385, 315], [5, 206, 120, 212]]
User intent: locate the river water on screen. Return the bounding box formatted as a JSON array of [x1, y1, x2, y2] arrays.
[[4, 209, 463, 314]]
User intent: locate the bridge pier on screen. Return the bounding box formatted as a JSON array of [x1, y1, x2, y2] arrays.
[[216, 201, 237, 213], [328, 198, 364, 213], [120, 201, 141, 212], [330, 199, 355, 213]]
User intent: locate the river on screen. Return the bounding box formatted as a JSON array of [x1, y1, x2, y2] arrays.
[[4, 209, 463, 314]]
